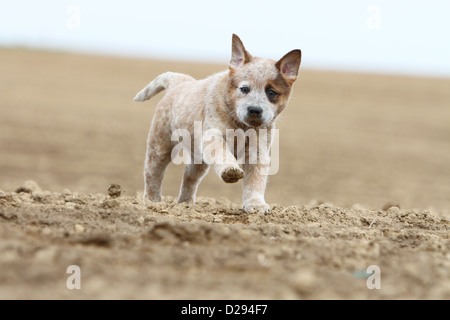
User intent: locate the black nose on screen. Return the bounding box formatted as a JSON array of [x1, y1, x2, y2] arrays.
[[247, 106, 263, 117]]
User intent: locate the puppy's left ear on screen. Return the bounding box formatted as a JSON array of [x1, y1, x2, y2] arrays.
[[276, 49, 302, 82]]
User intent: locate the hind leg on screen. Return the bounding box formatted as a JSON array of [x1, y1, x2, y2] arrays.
[[143, 113, 173, 205], [143, 148, 171, 204], [177, 163, 210, 203]]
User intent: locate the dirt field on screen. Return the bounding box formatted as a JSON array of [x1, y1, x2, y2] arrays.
[[0, 48, 449, 299]]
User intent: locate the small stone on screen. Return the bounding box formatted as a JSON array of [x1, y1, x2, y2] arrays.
[[15, 180, 42, 194], [32, 191, 47, 203], [64, 196, 86, 205], [318, 202, 334, 209], [292, 269, 316, 293], [75, 224, 84, 233], [387, 206, 400, 214], [382, 203, 400, 211], [101, 199, 119, 208], [65, 202, 76, 210], [257, 253, 270, 267], [108, 184, 122, 198]]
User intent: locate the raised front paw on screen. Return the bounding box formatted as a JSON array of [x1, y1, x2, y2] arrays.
[[220, 166, 244, 183], [244, 202, 271, 214]]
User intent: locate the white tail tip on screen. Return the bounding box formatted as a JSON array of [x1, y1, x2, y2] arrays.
[[133, 89, 148, 102]]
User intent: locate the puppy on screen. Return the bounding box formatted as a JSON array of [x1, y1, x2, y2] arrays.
[[134, 34, 301, 213]]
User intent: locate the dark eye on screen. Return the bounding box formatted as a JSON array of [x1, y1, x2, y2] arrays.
[[266, 89, 278, 99], [240, 86, 250, 94]]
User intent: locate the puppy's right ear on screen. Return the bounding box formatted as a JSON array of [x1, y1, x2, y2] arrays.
[[230, 34, 252, 69]]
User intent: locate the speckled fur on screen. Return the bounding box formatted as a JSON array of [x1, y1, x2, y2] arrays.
[[134, 35, 301, 213]]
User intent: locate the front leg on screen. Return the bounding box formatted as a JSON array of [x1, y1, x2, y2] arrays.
[[202, 131, 244, 183], [242, 161, 271, 214]]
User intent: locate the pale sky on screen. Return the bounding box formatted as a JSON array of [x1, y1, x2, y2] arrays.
[[1, 0, 450, 77]]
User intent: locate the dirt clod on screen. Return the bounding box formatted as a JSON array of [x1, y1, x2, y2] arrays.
[[108, 184, 122, 198], [15, 180, 42, 194]]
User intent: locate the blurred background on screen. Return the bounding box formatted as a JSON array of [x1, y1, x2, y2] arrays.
[[2, 0, 450, 76], [1, 0, 449, 212]]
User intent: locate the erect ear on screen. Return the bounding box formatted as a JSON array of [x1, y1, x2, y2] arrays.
[[229, 34, 252, 69], [275, 49, 302, 82]]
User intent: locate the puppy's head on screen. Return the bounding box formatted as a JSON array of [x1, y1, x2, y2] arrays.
[[226, 34, 301, 128]]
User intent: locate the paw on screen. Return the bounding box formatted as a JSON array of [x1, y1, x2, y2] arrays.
[[244, 202, 271, 214], [221, 166, 244, 183]]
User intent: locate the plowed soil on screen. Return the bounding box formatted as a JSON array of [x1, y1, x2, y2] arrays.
[[0, 49, 449, 299]]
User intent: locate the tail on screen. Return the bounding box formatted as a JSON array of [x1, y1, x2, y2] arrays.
[[133, 72, 194, 102]]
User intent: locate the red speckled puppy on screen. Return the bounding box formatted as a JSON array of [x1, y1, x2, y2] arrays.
[[134, 34, 301, 213]]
